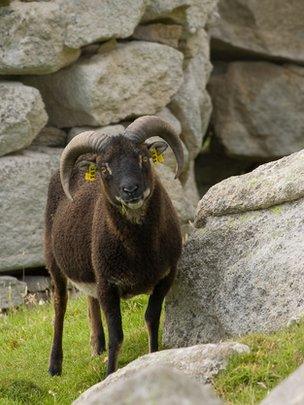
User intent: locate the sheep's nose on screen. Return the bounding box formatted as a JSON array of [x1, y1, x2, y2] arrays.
[[122, 185, 139, 196]]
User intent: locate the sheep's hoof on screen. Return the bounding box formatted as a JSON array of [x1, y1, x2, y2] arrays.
[[48, 364, 62, 376], [91, 344, 106, 357], [91, 336, 106, 356]]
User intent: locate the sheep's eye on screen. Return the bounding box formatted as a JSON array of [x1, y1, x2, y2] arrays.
[[142, 156, 149, 163], [100, 165, 108, 175]]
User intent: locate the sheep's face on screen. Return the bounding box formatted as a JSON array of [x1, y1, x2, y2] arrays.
[[96, 136, 167, 210]]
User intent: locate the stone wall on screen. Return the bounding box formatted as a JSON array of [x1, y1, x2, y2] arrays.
[[195, 0, 304, 195], [164, 1, 304, 347], [0, 0, 218, 273]]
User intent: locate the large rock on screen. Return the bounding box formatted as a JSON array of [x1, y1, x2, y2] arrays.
[[0, 276, 27, 309], [211, 0, 304, 64], [75, 342, 248, 404], [164, 149, 304, 347], [59, 0, 146, 49], [75, 365, 223, 405], [23, 41, 184, 128], [67, 125, 125, 143], [196, 146, 304, 226], [170, 29, 212, 159], [0, 82, 48, 157], [156, 107, 182, 137], [261, 363, 304, 405], [0, 1, 80, 75], [0, 148, 62, 272], [209, 62, 304, 160], [67, 108, 181, 143], [24, 275, 51, 293], [143, 0, 218, 33]]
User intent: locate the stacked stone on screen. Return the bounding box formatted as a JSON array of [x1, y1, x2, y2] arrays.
[[0, 0, 218, 274], [197, 0, 304, 194]]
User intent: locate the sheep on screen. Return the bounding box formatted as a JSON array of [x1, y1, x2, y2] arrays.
[[45, 115, 184, 377]]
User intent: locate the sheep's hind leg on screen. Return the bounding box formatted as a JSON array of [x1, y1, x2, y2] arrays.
[[88, 296, 106, 356], [145, 267, 176, 353], [48, 261, 68, 376], [98, 282, 123, 375]]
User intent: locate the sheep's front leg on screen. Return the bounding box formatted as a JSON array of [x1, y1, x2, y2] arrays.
[[145, 267, 176, 353], [88, 296, 106, 356], [98, 282, 123, 375]]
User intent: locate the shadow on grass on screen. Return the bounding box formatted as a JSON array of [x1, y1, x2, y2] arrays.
[[0, 379, 48, 403]]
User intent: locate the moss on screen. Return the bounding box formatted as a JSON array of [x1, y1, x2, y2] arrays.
[[270, 205, 283, 215]]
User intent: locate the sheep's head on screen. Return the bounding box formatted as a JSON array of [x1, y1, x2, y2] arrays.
[[59, 116, 184, 210]]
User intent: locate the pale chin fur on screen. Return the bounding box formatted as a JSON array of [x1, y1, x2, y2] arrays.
[[126, 199, 144, 210]]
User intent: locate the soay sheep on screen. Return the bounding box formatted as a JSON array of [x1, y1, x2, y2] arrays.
[[45, 115, 184, 377]]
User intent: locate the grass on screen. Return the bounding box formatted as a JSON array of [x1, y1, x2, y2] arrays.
[[1, 296, 304, 405], [214, 319, 304, 404], [0, 294, 150, 405]]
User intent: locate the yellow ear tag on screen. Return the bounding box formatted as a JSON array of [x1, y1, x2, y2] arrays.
[[84, 163, 97, 182], [150, 148, 165, 165]]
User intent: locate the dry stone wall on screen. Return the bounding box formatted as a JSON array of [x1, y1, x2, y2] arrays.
[[197, 0, 304, 195], [0, 0, 218, 273]]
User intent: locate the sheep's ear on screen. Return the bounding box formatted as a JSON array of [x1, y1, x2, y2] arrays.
[[146, 140, 168, 154], [76, 156, 97, 170]]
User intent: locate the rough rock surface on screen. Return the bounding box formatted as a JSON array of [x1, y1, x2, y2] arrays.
[[32, 127, 66, 147], [0, 1, 80, 75], [67, 125, 125, 143], [23, 41, 184, 128], [24, 275, 51, 293], [183, 161, 200, 206], [155, 164, 194, 227], [59, 0, 146, 48], [0, 148, 62, 272], [196, 148, 304, 226], [211, 0, 304, 63], [75, 365, 223, 405], [209, 62, 304, 160], [133, 23, 183, 48], [0, 82, 48, 157], [67, 108, 181, 143], [0, 276, 27, 309], [164, 150, 304, 347], [261, 363, 304, 405], [75, 342, 248, 403], [143, 0, 218, 33], [156, 107, 182, 136], [170, 29, 212, 158]]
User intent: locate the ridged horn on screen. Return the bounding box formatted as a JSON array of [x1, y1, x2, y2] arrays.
[[60, 131, 111, 201], [124, 115, 184, 178]]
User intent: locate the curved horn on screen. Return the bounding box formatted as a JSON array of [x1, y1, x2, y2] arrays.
[[124, 115, 184, 178], [60, 131, 111, 201]]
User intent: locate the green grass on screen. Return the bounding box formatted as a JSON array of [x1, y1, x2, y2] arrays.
[[0, 295, 150, 405], [1, 297, 304, 405], [213, 320, 304, 404]]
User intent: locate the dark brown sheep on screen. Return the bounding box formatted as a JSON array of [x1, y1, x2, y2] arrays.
[[45, 116, 184, 377]]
